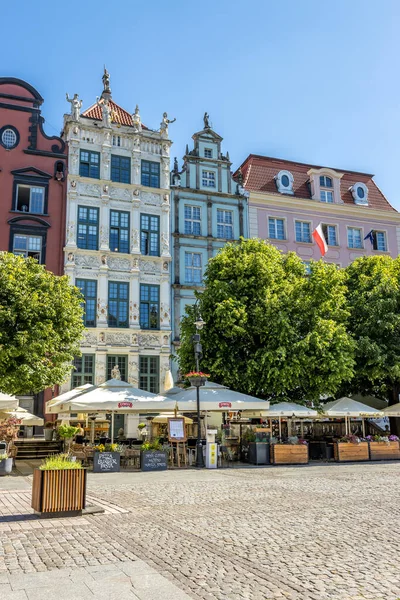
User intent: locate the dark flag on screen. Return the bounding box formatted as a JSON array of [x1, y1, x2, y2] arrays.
[[364, 230, 374, 246]]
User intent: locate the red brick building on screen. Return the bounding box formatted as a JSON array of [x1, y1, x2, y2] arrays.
[[0, 77, 67, 420]]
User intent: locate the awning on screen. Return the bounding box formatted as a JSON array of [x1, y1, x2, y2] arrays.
[[0, 406, 44, 426], [45, 383, 96, 413], [264, 402, 318, 418], [0, 393, 19, 411]]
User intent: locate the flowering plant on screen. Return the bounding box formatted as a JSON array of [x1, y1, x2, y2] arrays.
[[0, 417, 22, 445], [185, 372, 210, 378], [94, 444, 105, 452], [298, 438, 308, 445], [389, 434, 399, 441]]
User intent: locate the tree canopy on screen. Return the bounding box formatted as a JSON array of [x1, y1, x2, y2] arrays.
[[0, 253, 85, 395], [178, 239, 355, 404], [344, 255, 400, 405]]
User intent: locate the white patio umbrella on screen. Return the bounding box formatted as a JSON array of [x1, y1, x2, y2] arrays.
[[47, 378, 177, 442], [0, 406, 44, 426], [45, 383, 96, 413], [322, 397, 383, 436], [0, 393, 19, 411], [164, 381, 270, 412], [382, 403, 400, 416]]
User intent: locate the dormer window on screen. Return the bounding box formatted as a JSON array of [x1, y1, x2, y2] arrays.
[[350, 182, 369, 205], [320, 176, 333, 203], [204, 148, 212, 158], [276, 170, 294, 195]]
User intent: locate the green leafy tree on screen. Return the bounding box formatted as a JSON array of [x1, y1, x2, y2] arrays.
[[178, 239, 355, 404], [344, 255, 400, 430], [0, 253, 85, 395]]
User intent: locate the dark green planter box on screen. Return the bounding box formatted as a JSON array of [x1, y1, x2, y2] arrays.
[[248, 442, 270, 465]]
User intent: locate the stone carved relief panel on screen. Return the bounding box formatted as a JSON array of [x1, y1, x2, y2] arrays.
[[109, 187, 132, 202], [130, 301, 139, 324], [138, 334, 160, 347], [108, 256, 131, 271], [160, 303, 171, 324], [75, 255, 100, 268], [141, 192, 160, 206], [106, 333, 131, 346], [78, 183, 102, 197], [139, 259, 160, 274], [81, 331, 97, 346]]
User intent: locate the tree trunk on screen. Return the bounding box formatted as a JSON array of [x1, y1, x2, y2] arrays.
[[388, 383, 400, 436]]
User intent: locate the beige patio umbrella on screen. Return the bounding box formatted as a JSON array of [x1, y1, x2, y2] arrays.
[[0, 406, 44, 426], [322, 397, 383, 436], [265, 402, 318, 437], [0, 393, 19, 411], [152, 413, 193, 424]]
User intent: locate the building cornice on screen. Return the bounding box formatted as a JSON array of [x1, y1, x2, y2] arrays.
[[249, 191, 400, 223]]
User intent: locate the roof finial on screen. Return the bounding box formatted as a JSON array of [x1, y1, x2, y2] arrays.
[[203, 112, 210, 129], [102, 66, 111, 97]]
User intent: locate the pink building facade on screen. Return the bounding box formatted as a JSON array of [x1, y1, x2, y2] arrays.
[[237, 155, 400, 266]]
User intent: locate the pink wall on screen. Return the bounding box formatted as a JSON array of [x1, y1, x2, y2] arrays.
[[254, 202, 398, 266]]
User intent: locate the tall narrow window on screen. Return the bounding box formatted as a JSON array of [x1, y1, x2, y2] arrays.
[[72, 355, 95, 388], [140, 214, 159, 256], [322, 224, 338, 246], [140, 284, 159, 330], [139, 356, 159, 393], [79, 150, 100, 178], [184, 205, 201, 235], [112, 135, 121, 147], [347, 227, 363, 249], [15, 185, 45, 213], [76, 279, 97, 327], [141, 161, 160, 187], [12, 234, 42, 262], [77, 206, 99, 250], [110, 210, 129, 253], [202, 170, 216, 187], [320, 175, 333, 203], [108, 282, 129, 328], [185, 252, 202, 283], [268, 217, 285, 240], [217, 209, 233, 239], [295, 221, 311, 243], [373, 231, 387, 251], [111, 155, 131, 183], [107, 356, 127, 381]]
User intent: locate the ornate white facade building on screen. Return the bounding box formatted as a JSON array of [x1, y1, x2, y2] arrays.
[[62, 71, 172, 420]]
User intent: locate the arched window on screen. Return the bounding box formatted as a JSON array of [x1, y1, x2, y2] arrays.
[[350, 182, 369, 205], [275, 170, 294, 195]]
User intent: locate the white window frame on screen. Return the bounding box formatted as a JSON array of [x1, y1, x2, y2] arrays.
[[347, 227, 364, 249], [350, 182, 369, 205], [2, 128, 17, 148], [202, 170, 216, 188], [373, 230, 388, 252], [204, 148, 213, 158], [294, 220, 312, 243], [320, 189, 334, 203], [322, 224, 339, 247], [112, 135, 121, 147], [15, 184, 45, 214], [268, 217, 286, 241], [184, 205, 201, 236], [12, 234, 42, 261], [184, 252, 202, 284], [275, 170, 294, 195], [217, 209, 233, 239]]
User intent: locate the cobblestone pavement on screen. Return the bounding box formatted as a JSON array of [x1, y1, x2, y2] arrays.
[[1, 463, 400, 599]]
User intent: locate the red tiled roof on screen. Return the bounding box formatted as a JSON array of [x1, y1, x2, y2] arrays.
[[82, 98, 148, 129], [235, 155, 396, 212]]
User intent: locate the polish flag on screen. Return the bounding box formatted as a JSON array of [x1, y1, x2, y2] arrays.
[[312, 223, 328, 257]]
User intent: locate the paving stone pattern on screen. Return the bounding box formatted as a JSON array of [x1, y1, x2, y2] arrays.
[[1, 463, 400, 599]]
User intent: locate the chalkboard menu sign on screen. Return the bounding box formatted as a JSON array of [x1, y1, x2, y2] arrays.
[[141, 450, 168, 472], [93, 451, 121, 473]]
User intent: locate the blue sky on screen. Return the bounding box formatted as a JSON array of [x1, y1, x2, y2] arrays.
[[3, 0, 400, 207]]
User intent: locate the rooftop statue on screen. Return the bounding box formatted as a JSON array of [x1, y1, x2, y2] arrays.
[[66, 93, 82, 121]]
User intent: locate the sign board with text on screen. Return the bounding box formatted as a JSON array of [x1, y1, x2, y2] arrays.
[[168, 418, 186, 442]]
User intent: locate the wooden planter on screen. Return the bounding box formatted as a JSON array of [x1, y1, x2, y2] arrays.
[[31, 468, 87, 516], [334, 442, 369, 462], [271, 444, 308, 464], [369, 441, 400, 461]]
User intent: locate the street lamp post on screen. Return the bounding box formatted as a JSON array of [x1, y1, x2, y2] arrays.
[[192, 315, 205, 468]]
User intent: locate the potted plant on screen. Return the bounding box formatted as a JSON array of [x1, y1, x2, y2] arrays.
[[334, 434, 369, 462], [0, 452, 13, 476], [31, 454, 86, 516], [44, 421, 54, 441], [185, 371, 210, 387], [367, 434, 400, 460], [93, 442, 121, 473], [141, 438, 168, 471], [138, 422, 147, 439], [57, 424, 79, 452], [271, 437, 309, 464]]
